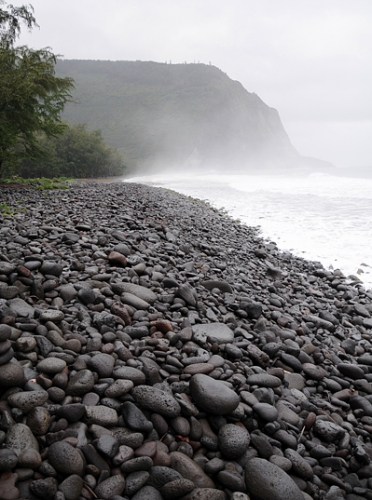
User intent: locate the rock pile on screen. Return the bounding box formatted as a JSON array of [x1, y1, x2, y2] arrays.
[[0, 181, 371, 500]]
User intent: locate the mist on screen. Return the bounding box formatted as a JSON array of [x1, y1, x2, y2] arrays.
[[18, 0, 372, 171]]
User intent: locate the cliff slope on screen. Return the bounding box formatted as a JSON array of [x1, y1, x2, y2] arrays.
[[56, 60, 319, 172]]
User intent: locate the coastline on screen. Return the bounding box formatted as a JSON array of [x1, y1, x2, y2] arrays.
[[0, 181, 372, 499]]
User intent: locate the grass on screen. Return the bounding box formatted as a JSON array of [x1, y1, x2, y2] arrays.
[[0, 202, 26, 216], [1, 176, 72, 190]]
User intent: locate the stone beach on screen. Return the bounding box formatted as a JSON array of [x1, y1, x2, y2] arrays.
[[0, 180, 372, 500]]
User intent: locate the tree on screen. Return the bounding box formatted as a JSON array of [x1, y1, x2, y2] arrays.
[[0, 1, 74, 174], [18, 123, 126, 178]]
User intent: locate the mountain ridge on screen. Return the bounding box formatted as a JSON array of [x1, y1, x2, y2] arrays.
[[56, 60, 332, 173]]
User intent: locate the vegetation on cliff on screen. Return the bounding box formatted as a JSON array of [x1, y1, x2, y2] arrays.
[[17, 124, 126, 178], [56, 60, 301, 171]]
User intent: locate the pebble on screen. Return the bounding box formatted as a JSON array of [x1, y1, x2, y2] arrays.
[[1, 181, 372, 500], [245, 458, 305, 500], [47, 441, 84, 475], [132, 385, 181, 417], [94, 475, 126, 499], [218, 423, 251, 459], [36, 357, 66, 374], [170, 452, 215, 488], [7, 390, 48, 412], [189, 374, 240, 415]]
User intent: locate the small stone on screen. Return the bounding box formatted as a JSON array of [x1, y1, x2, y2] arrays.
[[94, 475, 126, 499], [122, 401, 153, 433], [253, 402, 279, 422], [0, 449, 18, 471], [245, 458, 304, 500], [0, 472, 19, 500], [189, 374, 239, 415], [132, 385, 181, 418], [84, 405, 118, 426], [7, 390, 48, 413], [6, 423, 39, 454], [36, 357, 66, 374], [30, 477, 58, 499], [66, 369, 95, 396], [170, 451, 214, 489], [0, 361, 25, 388], [48, 441, 84, 475], [218, 423, 250, 459], [59, 474, 84, 500], [160, 478, 195, 499], [26, 406, 51, 435]]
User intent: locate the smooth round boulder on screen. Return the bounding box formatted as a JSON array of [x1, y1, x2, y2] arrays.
[[88, 353, 115, 378], [6, 423, 39, 454], [59, 474, 84, 500], [218, 423, 250, 459], [245, 458, 304, 500], [26, 406, 52, 435], [0, 361, 25, 388], [170, 452, 214, 489], [94, 475, 126, 499], [189, 374, 239, 415], [7, 390, 48, 413], [66, 369, 95, 396], [36, 357, 66, 374], [0, 449, 18, 471], [47, 441, 84, 475]]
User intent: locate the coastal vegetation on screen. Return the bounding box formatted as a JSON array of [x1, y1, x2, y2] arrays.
[[16, 124, 126, 178], [0, 1, 125, 179]]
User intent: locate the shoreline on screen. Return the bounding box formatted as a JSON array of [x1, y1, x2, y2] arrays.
[[0, 181, 372, 499]]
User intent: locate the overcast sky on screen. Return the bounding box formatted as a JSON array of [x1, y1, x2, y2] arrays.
[[18, 0, 372, 168]]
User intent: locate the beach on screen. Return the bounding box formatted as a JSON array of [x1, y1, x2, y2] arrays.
[[0, 181, 372, 499]]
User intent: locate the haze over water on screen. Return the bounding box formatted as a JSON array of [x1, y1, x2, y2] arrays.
[[125, 171, 372, 291]]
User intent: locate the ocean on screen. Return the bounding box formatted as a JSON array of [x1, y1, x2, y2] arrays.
[[124, 171, 372, 291]]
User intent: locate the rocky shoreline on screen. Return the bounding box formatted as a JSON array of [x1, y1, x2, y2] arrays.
[[0, 181, 372, 500]]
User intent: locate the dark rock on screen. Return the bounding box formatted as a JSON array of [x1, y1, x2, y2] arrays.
[[245, 457, 304, 500], [189, 374, 239, 415]]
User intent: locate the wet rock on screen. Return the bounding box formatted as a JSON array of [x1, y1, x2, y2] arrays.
[[66, 369, 95, 396], [94, 475, 126, 499], [192, 323, 234, 345], [0, 449, 18, 471], [58, 473, 84, 500], [313, 419, 345, 442], [160, 477, 195, 499], [245, 457, 304, 500], [122, 401, 153, 433], [218, 423, 250, 459], [189, 374, 239, 415], [30, 477, 58, 499], [0, 361, 25, 388], [170, 452, 215, 488], [47, 441, 84, 475], [7, 390, 48, 413], [132, 385, 181, 417], [0, 472, 19, 500], [6, 423, 39, 454]]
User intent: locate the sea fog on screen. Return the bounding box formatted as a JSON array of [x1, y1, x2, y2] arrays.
[[125, 171, 372, 291]]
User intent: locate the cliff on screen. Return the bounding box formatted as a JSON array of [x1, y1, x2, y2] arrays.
[[56, 60, 326, 172]]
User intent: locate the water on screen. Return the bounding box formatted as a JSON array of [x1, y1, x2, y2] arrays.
[[125, 170, 372, 290]]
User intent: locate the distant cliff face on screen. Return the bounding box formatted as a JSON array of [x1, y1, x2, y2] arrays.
[[56, 60, 301, 171]]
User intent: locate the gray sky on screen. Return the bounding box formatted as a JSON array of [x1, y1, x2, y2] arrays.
[[18, 0, 372, 168]]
